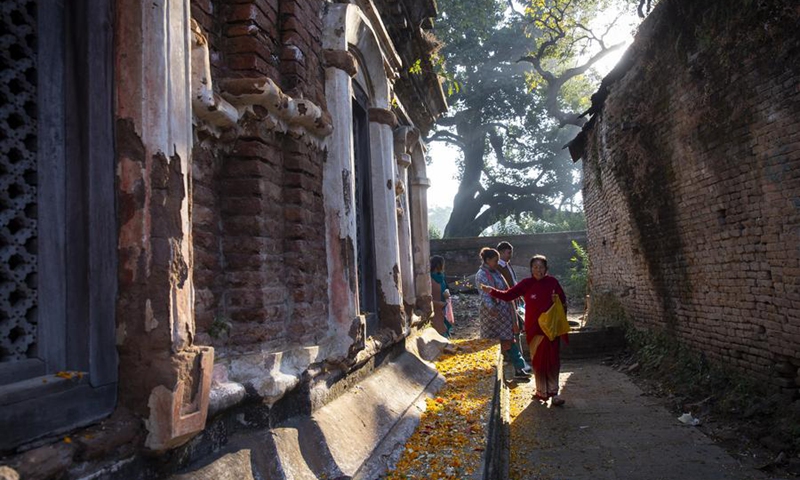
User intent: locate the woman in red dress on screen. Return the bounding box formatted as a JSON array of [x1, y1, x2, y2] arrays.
[[481, 254, 568, 406]]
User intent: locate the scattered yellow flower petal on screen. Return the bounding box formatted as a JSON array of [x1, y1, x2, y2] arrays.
[[386, 338, 498, 479]]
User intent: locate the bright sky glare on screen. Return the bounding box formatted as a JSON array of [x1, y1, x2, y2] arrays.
[[426, 3, 639, 211]]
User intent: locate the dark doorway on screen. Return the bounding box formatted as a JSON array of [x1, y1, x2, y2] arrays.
[[352, 84, 378, 336]]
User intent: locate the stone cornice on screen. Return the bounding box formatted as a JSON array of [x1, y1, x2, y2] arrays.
[[368, 107, 398, 128], [190, 19, 238, 137], [354, 0, 402, 79], [221, 77, 333, 146], [323, 49, 358, 77], [411, 177, 431, 188]]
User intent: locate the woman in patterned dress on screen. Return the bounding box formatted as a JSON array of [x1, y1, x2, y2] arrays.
[[475, 248, 530, 378]]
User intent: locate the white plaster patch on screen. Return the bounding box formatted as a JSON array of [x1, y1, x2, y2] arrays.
[[284, 44, 304, 62], [145, 298, 158, 332], [116, 156, 144, 194], [116, 322, 127, 346], [227, 345, 325, 405], [208, 374, 247, 417]]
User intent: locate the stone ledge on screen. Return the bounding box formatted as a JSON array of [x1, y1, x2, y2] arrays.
[[517, 328, 626, 360], [170, 333, 445, 479], [485, 348, 510, 480], [561, 327, 626, 359]]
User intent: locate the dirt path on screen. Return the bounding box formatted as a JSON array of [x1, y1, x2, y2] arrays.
[[507, 360, 774, 480]]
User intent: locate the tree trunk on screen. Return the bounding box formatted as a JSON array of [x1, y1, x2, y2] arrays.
[[444, 120, 488, 237]]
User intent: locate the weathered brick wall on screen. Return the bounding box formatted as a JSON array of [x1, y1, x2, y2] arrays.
[[190, 0, 329, 353], [583, 0, 800, 391], [430, 232, 586, 284]]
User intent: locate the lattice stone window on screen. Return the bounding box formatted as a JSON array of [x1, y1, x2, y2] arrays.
[[0, 0, 38, 363], [0, 0, 117, 452]]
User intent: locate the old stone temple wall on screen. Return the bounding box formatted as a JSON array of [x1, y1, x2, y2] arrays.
[[0, 0, 446, 476]]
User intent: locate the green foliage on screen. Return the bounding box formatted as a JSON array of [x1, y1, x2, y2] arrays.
[[208, 315, 232, 340], [430, 0, 635, 236], [408, 59, 423, 75], [522, 0, 632, 96], [407, 44, 459, 96], [517, 210, 587, 233], [564, 239, 589, 301], [428, 206, 453, 235], [429, 224, 443, 240], [487, 210, 586, 235], [624, 325, 758, 409]]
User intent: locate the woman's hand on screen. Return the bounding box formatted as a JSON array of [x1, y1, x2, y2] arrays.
[[480, 284, 492, 294]]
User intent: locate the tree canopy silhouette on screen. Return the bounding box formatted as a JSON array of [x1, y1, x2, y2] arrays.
[[428, 0, 629, 237]]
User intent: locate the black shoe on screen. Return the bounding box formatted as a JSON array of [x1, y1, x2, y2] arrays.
[[514, 367, 531, 378]]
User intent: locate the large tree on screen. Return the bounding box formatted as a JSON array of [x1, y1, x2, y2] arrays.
[[429, 0, 627, 237]]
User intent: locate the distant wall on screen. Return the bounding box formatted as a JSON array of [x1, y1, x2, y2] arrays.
[[430, 231, 586, 282], [582, 0, 800, 392]]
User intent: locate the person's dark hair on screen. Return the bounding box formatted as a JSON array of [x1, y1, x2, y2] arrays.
[[496, 241, 513, 253], [480, 247, 499, 263], [430, 255, 445, 272], [530, 254, 548, 271]]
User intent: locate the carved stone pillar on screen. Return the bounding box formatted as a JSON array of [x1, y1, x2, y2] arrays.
[[369, 110, 405, 333], [394, 127, 417, 315], [409, 144, 433, 318], [115, 1, 213, 451], [322, 4, 405, 337], [322, 4, 366, 356]]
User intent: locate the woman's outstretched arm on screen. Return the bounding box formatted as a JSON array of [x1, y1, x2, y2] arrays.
[[482, 277, 529, 302]]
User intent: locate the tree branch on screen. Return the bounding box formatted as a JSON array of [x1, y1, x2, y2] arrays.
[[488, 129, 544, 170], [506, 0, 524, 17], [426, 130, 467, 150], [471, 194, 555, 233], [560, 41, 626, 80], [517, 55, 555, 82]]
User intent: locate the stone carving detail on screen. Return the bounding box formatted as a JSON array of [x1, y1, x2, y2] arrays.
[[145, 347, 214, 450], [190, 20, 333, 147], [190, 20, 238, 137], [368, 107, 398, 128], [323, 49, 358, 77], [221, 77, 333, 147], [0, 0, 38, 363]]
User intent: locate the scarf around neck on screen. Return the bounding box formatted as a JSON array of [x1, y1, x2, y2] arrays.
[[431, 271, 448, 295]]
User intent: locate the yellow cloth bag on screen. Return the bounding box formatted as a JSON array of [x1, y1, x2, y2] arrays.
[[537, 295, 569, 341]]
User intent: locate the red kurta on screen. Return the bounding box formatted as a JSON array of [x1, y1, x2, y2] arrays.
[[488, 275, 567, 342], [489, 275, 568, 398]]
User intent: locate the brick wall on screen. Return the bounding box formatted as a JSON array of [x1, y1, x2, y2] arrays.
[[583, 0, 800, 392], [430, 231, 586, 284], [191, 0, 329, 353]]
